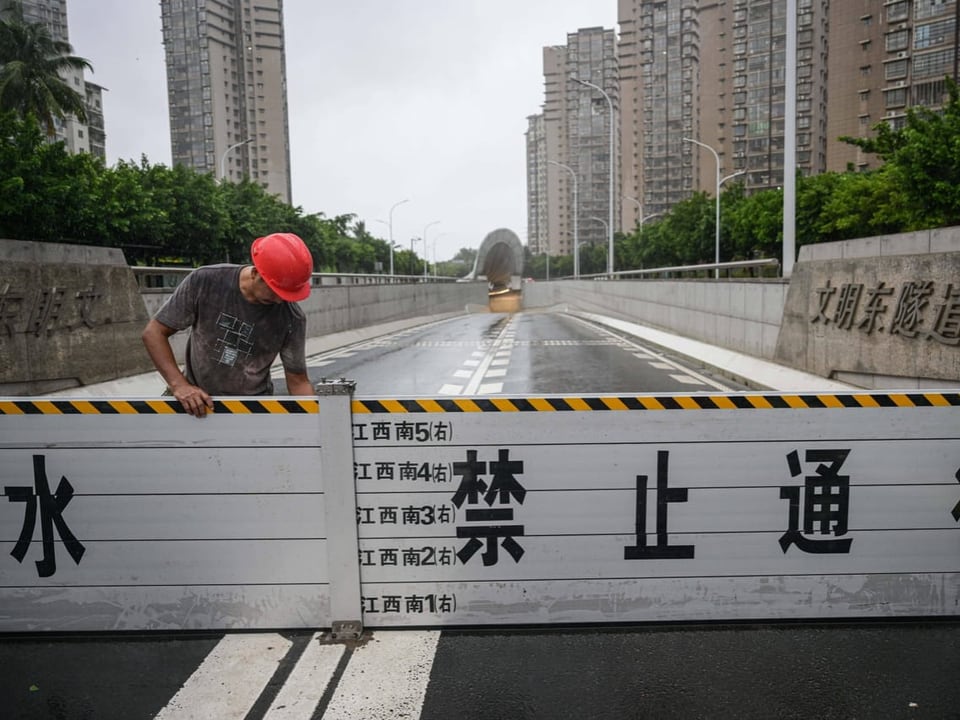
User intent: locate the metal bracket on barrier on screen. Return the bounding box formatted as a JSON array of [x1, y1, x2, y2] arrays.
[[315, 377, 357, 395], [330, 620, 363, 641]]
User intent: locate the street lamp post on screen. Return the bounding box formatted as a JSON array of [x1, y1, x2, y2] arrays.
[[683, 137, 743, 278], [219, 138, 251, 182], [641, 212, 663, 230], [548, 160, 578, 280], [573, 77, 615, 276], [388, 199, 409, 277]]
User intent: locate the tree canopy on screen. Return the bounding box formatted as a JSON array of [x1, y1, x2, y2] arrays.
[[0, 1, 92, 134], [0, 111, 458, 275]]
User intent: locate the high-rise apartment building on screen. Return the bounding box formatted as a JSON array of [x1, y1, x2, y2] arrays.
[[2, 0, 106, 160], [525, 113, 549, 255], [160, 0, 292, 204], [827, 0, 959, 172], [533, 27, 618, 257], [617, 0, 829, 222]]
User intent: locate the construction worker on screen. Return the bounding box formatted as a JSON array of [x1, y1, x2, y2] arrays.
[[142, 232, 315, 417]]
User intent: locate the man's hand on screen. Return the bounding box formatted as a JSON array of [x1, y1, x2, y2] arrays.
[[171, 382, 215, 417]]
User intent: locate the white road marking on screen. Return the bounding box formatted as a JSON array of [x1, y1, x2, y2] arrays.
[[463, 319, 514, 395], [463, 359, 481, 367], [478, 382, 504, 394], [567, 314, 734, 391], [649, 362, 675, 370], [264, 634, 345, 719], [633, 352, 654, 359], [322, 631, 440, 720], [669, 373, 707, 385], [453, 369, 472, 379], [154, 634, 292, 720], [485, 368, 507, 377], [490, 357, 510, 366], [438, 384, 463, 395]]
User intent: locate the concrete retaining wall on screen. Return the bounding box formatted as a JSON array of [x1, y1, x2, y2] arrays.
[[775, 228, 960, 388], [522, 279, 789, 361], [0, 240, 155, 394]]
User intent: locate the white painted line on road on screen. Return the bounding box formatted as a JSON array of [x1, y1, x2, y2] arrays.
[[321, 631, 440, 720], [438, 384, 464, 395], [485, 368, 507, 377], [490, 357, 510, 366], [633, 352, 654, 359], [453, 369, 472, 379], [568, 314, 734, 392], [154, 634, 292, 720], [478, 382, 504, 394], [669, 373, 707, 385], [264, 634, 344, 720], [463, 359, 481, 367]]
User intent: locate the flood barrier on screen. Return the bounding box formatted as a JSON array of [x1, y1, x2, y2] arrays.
[[1, 388, 958, 633]]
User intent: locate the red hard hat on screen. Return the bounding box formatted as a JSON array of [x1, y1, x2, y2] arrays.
[[250, 233, 314, 301]]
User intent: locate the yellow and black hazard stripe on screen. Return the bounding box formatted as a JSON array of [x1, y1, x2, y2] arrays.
[[0, 399, 319, 415], [352, 392, 960, 414]]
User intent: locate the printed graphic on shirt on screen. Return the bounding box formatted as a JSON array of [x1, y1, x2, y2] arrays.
[[214, 312, 254, 367]]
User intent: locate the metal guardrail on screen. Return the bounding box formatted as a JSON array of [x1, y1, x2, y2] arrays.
[[131, 266, 461, 291], [571, 258, 782, 281]]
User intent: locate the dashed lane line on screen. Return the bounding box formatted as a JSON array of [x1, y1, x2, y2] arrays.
[[154, 634, 294, 720], [264, 634, 345, 719], [321, 630, 440, 720]]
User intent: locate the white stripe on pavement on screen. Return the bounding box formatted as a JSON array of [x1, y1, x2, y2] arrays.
[[154, 634, 292, 720], [264, 633, 345, 719], [321, 630, 440, 720]]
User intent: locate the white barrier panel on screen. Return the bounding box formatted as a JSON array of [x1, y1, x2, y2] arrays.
[[350, 393, 960, 626], [2, 392, 958, 632], [0, 398, 331, 632]]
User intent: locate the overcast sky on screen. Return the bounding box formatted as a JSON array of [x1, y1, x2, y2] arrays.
[[67, 1, 618, 264]]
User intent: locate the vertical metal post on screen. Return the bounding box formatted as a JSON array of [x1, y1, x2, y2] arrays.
[[316, 378, 362, 640], [783, 0, 798, 278]]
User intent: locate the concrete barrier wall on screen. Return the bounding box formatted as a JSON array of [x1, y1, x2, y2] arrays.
[[776, 228, 960, 388], [522, 279, 789, 360], [0, 239, 155, 394]]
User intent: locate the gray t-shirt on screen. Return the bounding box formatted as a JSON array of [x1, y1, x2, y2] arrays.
[[154, 264, 307, 396]]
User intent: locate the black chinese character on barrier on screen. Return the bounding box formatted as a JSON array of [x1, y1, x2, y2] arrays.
[[5, 455, 86, 577], [779, 449, 853, 554], [452, 449, 525, 566], [952, 467, 960, 523], [624, 450, 694, 560]]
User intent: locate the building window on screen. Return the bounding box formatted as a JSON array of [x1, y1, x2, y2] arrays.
[[884, 59, 909, 79], [885, 29, 910, 52], [884, 87, 908, 107], [915, 0, 956, 21], [887, 1, 909, 22], [914, 18, 955, 49], [912, 48, 953, 78]]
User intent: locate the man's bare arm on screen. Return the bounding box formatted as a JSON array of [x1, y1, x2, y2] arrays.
[[141, 319, 214, 417], [284, 370, 315, 397]]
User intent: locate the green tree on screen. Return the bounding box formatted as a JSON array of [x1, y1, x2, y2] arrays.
[[841, 78, 960, 228], [0, 1, 92, 135]]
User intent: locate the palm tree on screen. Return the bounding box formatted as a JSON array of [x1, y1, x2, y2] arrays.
[[0, 1, 93, 135]]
